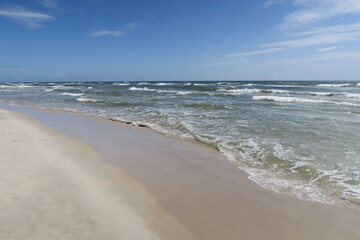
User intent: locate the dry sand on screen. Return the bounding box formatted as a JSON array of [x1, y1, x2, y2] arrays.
[[1, 107, 360, 240], [0, 109, 196, 240]]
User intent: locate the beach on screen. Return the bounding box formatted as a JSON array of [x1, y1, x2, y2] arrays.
[[1, 106, 359, 240]]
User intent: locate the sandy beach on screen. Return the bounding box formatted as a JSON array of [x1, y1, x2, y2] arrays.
[[1, 107, 360, 240], [0, 109, 196, 240]]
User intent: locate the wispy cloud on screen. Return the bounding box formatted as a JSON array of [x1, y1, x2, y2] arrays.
[[316, 46, 344, 52], [263, 0, 287, 7], [0, 5, 54, 29], [38, 0, 59, 9], [92, 22, 139, 38], [92, 30, 125, 37], [262, 31, 360, 48], [224, 48, 284, 57], [207, 1, 360, 66], [278, 0, 360, 30]]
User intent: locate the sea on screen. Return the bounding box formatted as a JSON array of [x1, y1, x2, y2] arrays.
[[1, 81, 359, 205]]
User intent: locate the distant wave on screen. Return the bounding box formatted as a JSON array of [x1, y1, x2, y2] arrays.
[[356, 83, 360, 86], [137, 82, 150, 85], [156, 89, 193, 95], [218, 88, 360, 100], [253, 96, 328, 104], [128, 87, 157, 91], [317, 83, 351, 87], [253, 96, 360, 107], [219, 88, 262, 94], [155, 83, 175, 86], [0, 84, 33, 89], [113, 82, 129, 86], [76, 97, 101, 102], [61, 92, 84, 97]]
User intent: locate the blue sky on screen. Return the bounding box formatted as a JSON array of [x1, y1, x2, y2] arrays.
[[1, 0, 360, 81]]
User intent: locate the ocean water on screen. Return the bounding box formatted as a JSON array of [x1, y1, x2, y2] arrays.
[[1, 81, 360, 205]]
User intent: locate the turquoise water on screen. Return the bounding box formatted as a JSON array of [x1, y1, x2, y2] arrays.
[[1, 81, 360, 205]]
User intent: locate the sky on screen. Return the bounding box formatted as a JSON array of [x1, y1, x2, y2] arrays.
[[1, 0, 360, 82]]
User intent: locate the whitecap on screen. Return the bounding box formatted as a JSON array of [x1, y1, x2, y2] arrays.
[[218, 88, 262, 94], [253, 95, 360, 107], [128, 87, 156, 91], [113, 82, 129, 86], [155, 83, 174, 86], [253, 96, 329, 104], [61, 92, 84, 97], [317, 83, 351, 87], [76, 97, 100, 102]]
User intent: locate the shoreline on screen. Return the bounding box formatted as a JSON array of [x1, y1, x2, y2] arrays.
[[1, 105, 360, 239], [4, 103, 354, 207]]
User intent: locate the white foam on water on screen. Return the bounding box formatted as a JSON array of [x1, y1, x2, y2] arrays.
[[76, 97, 100, 102], [253, 96, 360, 108], [317, 83, 352, 87], [137, 82, 150, 85], [61, 92, 84, 97], [253, 96, 330, 104], [128, 87, 157, 91], [156, 89, 193, 95], [113, 82, 129, 86], [155, 83, 175, 86], [343, 93, 360, 98], [218, 88, 262, 94]]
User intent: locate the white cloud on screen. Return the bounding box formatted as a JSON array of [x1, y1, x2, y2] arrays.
[[206, 0, 360, 70], [92, 22, 139, 38], [38, 0, 59, 9], [262, 31, 360, 48], [263, 0, 287, 7], [92, 30, 125, 37], [316, 46, 343, 52], [268, 50, 360, 65], [0, 5, 54, 29], [225, 48, 284, 57], [279, 0, 360, 30]]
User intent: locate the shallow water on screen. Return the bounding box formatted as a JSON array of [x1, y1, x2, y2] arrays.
[[1, 80, 359, 205]]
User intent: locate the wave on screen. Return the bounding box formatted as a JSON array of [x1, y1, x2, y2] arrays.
[[76, 97, 101, 102], [219, 88, 263, 94], [253, 96, 328, 104], [155, 83, 175, 86], [0, 84, 34, 89], [356, 83, 360, 86], [113, 82, 129, 86], [317, 83, 351, 87], [218, 88, 360, 99], [253, 96, 360, 107], [137, 82, 150, 85], [128, 87, 157, 91], [156, 89, 193, 95], [61, 92, 84, 97]]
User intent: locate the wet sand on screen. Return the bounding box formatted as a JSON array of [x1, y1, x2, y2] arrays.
[[1, 106, 360, 240]]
